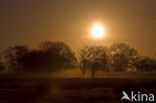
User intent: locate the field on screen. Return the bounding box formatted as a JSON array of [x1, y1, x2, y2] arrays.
[[0, 71, 156, 103]]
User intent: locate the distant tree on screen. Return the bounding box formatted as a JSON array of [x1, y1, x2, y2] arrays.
[[2, 45, 28, 72], [0, 55, 4, 72], [23, 41, 76, 72], [39, 41, 76, 68], [0, 62, 4, 72], [78, 45, 109, 77], [77, 46, 90, 75], [110, 43, 138, 72], [23, 49, 47, 72], [135, 56, 156, 72]]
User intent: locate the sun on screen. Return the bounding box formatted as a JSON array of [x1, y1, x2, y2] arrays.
[[91, 23, 105, 38]]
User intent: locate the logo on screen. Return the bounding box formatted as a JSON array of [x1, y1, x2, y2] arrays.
[[121, 91, 155, 102]]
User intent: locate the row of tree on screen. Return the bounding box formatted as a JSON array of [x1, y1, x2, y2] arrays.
[[0, 41, 76, 73], [0, 41, 156, 77], [78, 43, 156, 77]]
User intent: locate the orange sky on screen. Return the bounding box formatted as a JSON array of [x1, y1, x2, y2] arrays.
[[0, 0, 156, 57]]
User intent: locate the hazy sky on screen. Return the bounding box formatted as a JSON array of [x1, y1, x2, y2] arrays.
[[0, 0, 156, 56]]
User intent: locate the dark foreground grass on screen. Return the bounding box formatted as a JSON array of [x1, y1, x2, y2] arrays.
[[0, 75, 156, 103]]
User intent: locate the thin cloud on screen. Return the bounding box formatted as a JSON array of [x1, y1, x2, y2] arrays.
[[132, 20, 156, 26]]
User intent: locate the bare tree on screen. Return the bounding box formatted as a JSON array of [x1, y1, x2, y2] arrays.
[[135, 56, 156, 72], [2, 45, 28, 72], [78, 45, 109, 77], [20, 41, 76, 73], [39, 41, 76, 71], [0, 55, 4, 72], [77, 46, 90, 75], [110, 43, 138, 72]]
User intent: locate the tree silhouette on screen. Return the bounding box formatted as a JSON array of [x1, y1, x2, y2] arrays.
[[23, 49, 46, 72], [78, 45, 109, 77], [1, 41, 155, 75], [39, 41, 76, 69], [23, 41, 76, 72], [110, 43, 138, 72], [135, 56, 156, 72], [2, 45, 29, 72], [0, 55, 4, 72]]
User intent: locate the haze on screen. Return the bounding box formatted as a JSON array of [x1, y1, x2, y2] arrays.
[[0, 0, 156, 56]]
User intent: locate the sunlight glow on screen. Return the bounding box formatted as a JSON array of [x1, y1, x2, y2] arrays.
[[91, 23, 105, 38]]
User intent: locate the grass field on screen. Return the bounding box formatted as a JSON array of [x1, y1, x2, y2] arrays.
[[0, 71, 156, 103]]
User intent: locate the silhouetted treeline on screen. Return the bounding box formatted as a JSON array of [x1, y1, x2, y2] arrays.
[[0, 41, 76, 73], [0, 41, 156, 77], [135, 57, 156, 72], [78, 45, 110, 77], [78, 43, 156, 77]]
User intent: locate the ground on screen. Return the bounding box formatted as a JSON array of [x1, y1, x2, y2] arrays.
[[0, 70, 156, 103]]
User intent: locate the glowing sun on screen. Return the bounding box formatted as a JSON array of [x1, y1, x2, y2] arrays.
[[91, 23, 106, 38]]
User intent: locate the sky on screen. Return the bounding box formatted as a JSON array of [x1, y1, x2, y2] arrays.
[[0, 0, 156, 56]]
